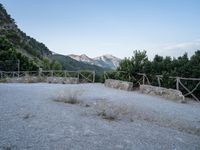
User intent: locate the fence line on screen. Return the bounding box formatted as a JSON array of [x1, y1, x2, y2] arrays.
[[155, 75, 200, 102], [0, 70, 96, 83], [1, 70, 200, 101], [104, 71, 200, 102]]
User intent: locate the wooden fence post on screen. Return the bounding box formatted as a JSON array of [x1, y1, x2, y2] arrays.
[[176, 77, 180, 90], [93, 71, 95, 83], [142, 75, 145, 85], [17, 59, 20, 78], [0, 72, 2, 80], [77, 71, 80, 80], [157, 76, 161, 87], [104, 71, 106, 81], [51, 70, 54, 77]]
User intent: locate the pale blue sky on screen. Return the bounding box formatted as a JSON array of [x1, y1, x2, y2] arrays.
[[1, 0, 200, 59]]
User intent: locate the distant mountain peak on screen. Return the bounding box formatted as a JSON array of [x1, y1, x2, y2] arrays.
[[99, 54, 117, 58], [80, 54, 88, 57], [94, 54, 120, 60], [68, 54, 121, 69]]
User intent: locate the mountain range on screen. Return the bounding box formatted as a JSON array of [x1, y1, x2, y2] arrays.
[[0, 3, 118, 73], [68, 54, 121, 69]]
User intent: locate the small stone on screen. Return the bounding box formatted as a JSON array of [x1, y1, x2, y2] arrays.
[[85, 104, 90, 107], [179, 99, 187, 104]]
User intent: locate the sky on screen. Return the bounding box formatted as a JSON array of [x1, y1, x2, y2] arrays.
[[1, 0, 200, 59]]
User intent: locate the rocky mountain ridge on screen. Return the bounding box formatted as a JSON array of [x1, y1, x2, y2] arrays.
[[69, 54, 121, 69]]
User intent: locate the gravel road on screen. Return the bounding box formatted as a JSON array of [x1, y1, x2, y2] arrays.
[[0, 83, 200, 150]]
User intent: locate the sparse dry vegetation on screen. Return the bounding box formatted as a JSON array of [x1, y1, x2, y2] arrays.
[[53, 89, 83, 104], [23, 114, 30, 119], [51, 87, 200, 136], [94, 100, 129, 121]]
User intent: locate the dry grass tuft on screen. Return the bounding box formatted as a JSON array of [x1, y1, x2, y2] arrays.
[[94, 100, 129, 121], [53, 89, 83, 104], [23, 114, 30, 119]]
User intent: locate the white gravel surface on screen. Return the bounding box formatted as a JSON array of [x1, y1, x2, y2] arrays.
[[0, 83, 200, 150]]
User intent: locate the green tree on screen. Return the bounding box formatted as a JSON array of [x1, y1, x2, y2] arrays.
[[42, 57, 50, 70], [51, 60, 62, 70], [188, 50, 200, 78], [117, 50, 148, 82]]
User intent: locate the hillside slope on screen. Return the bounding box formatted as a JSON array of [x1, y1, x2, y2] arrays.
[[51, 54, 107, 73], [0, 3, 105, 72], [0, 4, 52, 62]]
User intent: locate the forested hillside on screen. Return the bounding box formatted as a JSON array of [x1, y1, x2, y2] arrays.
[[0, 3, 106, 72]]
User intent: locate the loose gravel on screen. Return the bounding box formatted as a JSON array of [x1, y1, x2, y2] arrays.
[[0, 83, 200, 150]]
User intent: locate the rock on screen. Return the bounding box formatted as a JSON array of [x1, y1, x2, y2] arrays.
[[179, 99, 187, 104], [140, 84, 185, 101], [104, 79, 133, 91], [5, 76, 79, 84], [47, 77, 79, 84], [5, 76, 44, 83]]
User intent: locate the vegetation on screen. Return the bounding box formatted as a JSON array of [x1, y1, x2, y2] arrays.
[[0, 37, 38, 71], [51, 60, 62, 70], [116, 50, 200, 79], [0, 3, 52, 71], [95, 101, 129, 121], [42, 57, 51, 70], [53, 89, 82, 104], [0, 3, 107, 73], [111, 50, 200, 99]]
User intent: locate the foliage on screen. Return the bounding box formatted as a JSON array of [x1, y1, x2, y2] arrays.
[[42, 57, 50, 70], [116, 50, 200, 99], [51, 60, 62, 70], [0, 4, 108, 73], [0, 3, 52, 70], [117, 50, 149, 82], [0, 37, 38, 71]]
